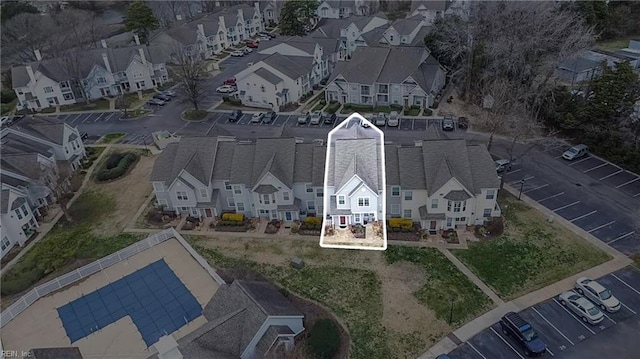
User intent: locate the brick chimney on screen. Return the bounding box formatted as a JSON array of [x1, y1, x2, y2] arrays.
[[101, 39, 108, 48], [134, 34, 141, 45], [102, 53, 112, 73], [25, 66, 36, 84], [34, 49, 42, 61], [138, 48, 147, 66]]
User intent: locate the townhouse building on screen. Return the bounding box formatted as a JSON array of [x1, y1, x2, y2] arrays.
[[408, 0, 470, 24], [316, 0, 379, 19], [325, 46, 446, 109], [11, 39, 170, 111], [149, 136, 500, 233], [309, 14, 389, 60], [1, 185, 39, 259]]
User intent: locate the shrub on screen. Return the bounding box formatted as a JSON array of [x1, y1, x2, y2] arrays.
[[96, 152, 137, 181], [305, 217, 323, 225], [390, 104, 403, 112], [1, 266, 45, 296], [423, 108, 433, 116], [1, 90, 17, 104], [222, 213, 244, 222], [389, 218, 413, 228], [106, 153, 124, 169], [307, 319, 340, 359]]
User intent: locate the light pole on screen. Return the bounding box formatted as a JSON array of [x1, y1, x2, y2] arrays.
[[449, 298, 455, 324], [518, 178, 526, 200], [142, 126, 148, 152]]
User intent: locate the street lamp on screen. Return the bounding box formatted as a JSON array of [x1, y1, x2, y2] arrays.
[[142, 126, 148, 152], [449, 298, 455, 324], [518, 178, 526, 200]]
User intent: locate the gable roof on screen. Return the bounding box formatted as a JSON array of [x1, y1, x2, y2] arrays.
[[166, 25, 199, 45], [321, 0, 356, 9], [150, 136, 219, 185], [390, 15, 424, 36], [6, 115, 67, 145], [261, 53, 313, 81], [397, 146, 427, 189], [251, 138, 297, 188], [411, 0, 451, 13], [332, 138, 381, 193], [2, 132, 55, 157], [254, 67, 284, 85], [1, 153, 42, 180]]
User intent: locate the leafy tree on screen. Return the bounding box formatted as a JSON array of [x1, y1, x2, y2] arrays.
[[0, 1, 38, 24], [306, 319, 340, 359], [125, 1, 159, 45], [574, 0, 609, 36], [279, 0, 318, 36], [585, 62, 640, 124]]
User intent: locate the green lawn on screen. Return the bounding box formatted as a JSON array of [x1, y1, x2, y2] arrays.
[[192, 243, 393, 359], [98, 133, 126, 144], [405, 106, 421, 116], [0, 191, 143, 297], [1, 99, 17, 114], [183, 109, 209, 121], [59, 98, 110, 112], [595, 36, 638, 52], [325, 101, 341, 114], [385, 246, 491, 324], [452, 192, 611, 300]]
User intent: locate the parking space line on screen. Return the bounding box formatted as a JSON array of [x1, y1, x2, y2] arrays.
[[507, 168, 522, 175], [602, 312, 616, 325], [489, 327, 525, 359], [467, 342, 488, 359], [599, 170, 623, 180], [93, 113, 106, 122], [634, 192, 640, 197], [606, 231, 636, 244], [552, 201, 580, 212], [615, 177, 639, 188], [583, 163, 608, 173], [620, 301, 637, 315], [611, 273, 640, 296], [411, 119, 415, 131], [587, 220, 615, 233], [523, 176, 535, 181], [568, 156, 594, 166], [569, 210, 597, 222], [523, 184, 549, 194], [531, 307, 575, 345], [546, 348, 555, 357], [538, 192, 565, 202], [552, 298, 596, 335]]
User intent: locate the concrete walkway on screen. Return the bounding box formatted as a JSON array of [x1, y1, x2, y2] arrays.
[[439, 248, 504, 306]]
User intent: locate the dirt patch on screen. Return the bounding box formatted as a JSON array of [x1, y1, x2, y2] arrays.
[[88, 149, 155, 236]]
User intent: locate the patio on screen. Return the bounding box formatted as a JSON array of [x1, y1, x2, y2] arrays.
[[321, 223, 385, 248]]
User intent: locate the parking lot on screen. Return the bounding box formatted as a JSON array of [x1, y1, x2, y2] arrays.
[[447, 267, 640, 359], [53, 112, 125, 125]]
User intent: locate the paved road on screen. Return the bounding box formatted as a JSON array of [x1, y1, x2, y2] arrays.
[[447, 267, 640, 359]]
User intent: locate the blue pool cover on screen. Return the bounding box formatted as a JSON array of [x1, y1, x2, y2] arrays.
[[57, 259, 202, 347]]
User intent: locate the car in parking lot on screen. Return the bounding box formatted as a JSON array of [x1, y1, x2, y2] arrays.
[[310, 111, 323, 125], [458, 116, 469, 129], [250, 113, 265, 123], [228, 110, 243, 122], [324, 113, 337, 125], [161, 89, 176, 98], [246, 41, 259, 48], [500, 311, 547, 356], [558, 291, 604, 325], [297, 113, 311, 124], [442, 117, 455, 131], [495, 159, 512, 173], [154, 93, 171, 102], [374, 113, 386, 126], [562, 144, 589, 160], [387, 111, 399, 127], [242, 47, 253, 54], [216, 85, 237, 94], [224, 77, 237, 86], [575, 277, 621, 312], [259, 35, 270, 41], [263, 111, 277, 124], [230, 50, 244, 57], [146, 98, 165, 106], [259, 31, 275, 38]]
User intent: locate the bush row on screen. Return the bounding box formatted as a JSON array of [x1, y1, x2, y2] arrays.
[[389, 218, 413, 228], [0, 266, 45, 296], [222, 213, 244, 221], [217, 220, 245, 226], [304, 217, 323, 225], [300, 223, 322, 231], [96, 152, 137, 181]]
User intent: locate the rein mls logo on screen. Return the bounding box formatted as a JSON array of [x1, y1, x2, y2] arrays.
[[1, 351, 32, 357]]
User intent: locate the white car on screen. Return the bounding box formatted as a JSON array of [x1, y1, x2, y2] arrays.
[[230, 50, 244, 57], [250, 113, 265, 123], [242, 47, 253, 54], [575, 277, 621, 312], [259, 36, 270, 41], [558, 291, 604, 325], [387, 111, 399, 127], [216, 85, 236, 94], [310, 111, 323, 125]]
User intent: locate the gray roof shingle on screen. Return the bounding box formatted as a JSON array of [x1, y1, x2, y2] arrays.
[[397, 146, 426, 189], [332, 138, 380, 193], [230, 143, 256, 184], [385, 145, 400, 185], [390, 15, 424, 36], [149, 136, 219, 185], [2, 153, 42, 180], [254, 67, 283, 85], [251, 138, 297, 188], [1, 189, 10, 214], [7, 115, 67, 145], [411, 0, 451, 13], [293, 143, 314, 183], [211, 141, 237, 181], [262, 53, 313, 81], [2, 133, 55, 157]]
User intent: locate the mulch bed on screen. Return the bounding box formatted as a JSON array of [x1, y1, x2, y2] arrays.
[[297, 230, 321, 236], [214, 225, 252, 232], [386, 231, 421, 241]]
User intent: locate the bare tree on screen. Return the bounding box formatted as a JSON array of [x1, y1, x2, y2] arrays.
[[153, 1, 185, 29], [35, 159, 74, 222], [1, 13, 57, 61], [170, 47, 208, 111], [51, 9, 107, 53], [116, 94, 131, 118]]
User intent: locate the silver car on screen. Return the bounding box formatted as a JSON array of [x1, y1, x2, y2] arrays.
[[250, 113, 265, 123], [574, 277, 621, 312], [310, 111, 323, 125], [558, 291, 604, 325], [388, 111, 399, 127], [374, 113, 387, 126]]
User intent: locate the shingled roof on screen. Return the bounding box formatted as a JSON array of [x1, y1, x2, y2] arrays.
[[390, 15, 424, 35], [149, 136, 219, 186], [332, 138, 381, 193], [261, 53, 314, 81], [251, 138, 297, 188], [410, 0, 452, 13], [5, 115, 67, 145]]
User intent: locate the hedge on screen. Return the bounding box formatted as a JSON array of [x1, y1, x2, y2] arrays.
[[222, 213, 244, 222], [305, 217, 323, 225], [389, 218, 413, 228], [307, 319, 340, 359], [325, 101, 340, 114], [96, 152, 137, 181], [217, 220, 245, 226], [0, 266, 45, 296]]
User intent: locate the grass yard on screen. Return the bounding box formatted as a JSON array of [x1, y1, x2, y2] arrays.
[[595, 36, 638, 52], [98, 132, 126, 144], [452, 192, 611, 300], [632, 253, 640, 269], [59, 98, 110, 112], [183, 109, 208, 121]]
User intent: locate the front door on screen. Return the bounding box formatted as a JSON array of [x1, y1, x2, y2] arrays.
[[339, 216, 346, 225], [285, 211, 292, 221], [205, 208, 213, 217], [429, 220, 437, 234]]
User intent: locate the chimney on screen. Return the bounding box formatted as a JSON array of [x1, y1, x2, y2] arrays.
[[176, 14, 182, 21], [101, 39, 108, 48], [25, 66, 36, 84], [138, 48, 147, 66], [34, 49, 42, 61], [237, 8, 243, 22], [154, 335, 183, 359], [254, 2, 260, 14], [134, 34, 141, 45], [219, 15, 226, 31], [102, 53, 112, 73], [197, 23, 204, 36]]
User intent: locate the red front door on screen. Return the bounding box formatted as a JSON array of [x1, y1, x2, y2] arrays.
[[205, 208, 213, 217], [339, 216, 346, 225]]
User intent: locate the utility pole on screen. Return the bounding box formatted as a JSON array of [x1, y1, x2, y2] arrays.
[[518, 178, 526, 200]]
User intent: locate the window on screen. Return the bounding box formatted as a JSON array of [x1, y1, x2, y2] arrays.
[[176, 191, 188, 201], [262, 194, 271, 204], [378, 84, 388, 93], [1, 236, 10, 251], [403, 209, 412, 218], [354, 213, 361, 222], [431, 199, 438, 209], [448, 200, 466, 212], [360, 85, 370, 95], [483, 208, 492, 218], [316, 188, 323, 198], [306, 184, 313, 193], [200, 188, 209, 198], [63, 93, 74, 101], [376, 94, 388, 103], [153, 182, 164, 192], [389, 34, 394, 42], [357, 197, 369, 207], [60, 81, 69, 89], [338, 195, 345, 205], [486, 189, 495, 200], [227, 197, 235, 206], [44, 86, 54, 93], [283, 191, 290, 201], [15, 209, 23, 220], [237, 202, 245, 211], [97, 77, 106, 84], [233, 185, 242, 194], [260, 85, 265, 92], [224, 181, 232, 190], [307, 201, 315, 210], [455, 217, 466, 222], [158, 199, 168, 207], [391, 186, 400, 196], [391, 204, 400, 214], [404, 191, 413, 201]]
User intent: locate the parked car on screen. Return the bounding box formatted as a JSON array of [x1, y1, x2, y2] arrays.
[[224, 77, 237, 86], [361, 119, 371, 128], [146, 98, 165, 106], [242, 47, 253, 54], [500, 311, 547, 356], [562, 144, 589, 161], [263, 111, 277, 124], [259, 31, 275, 38], [574, 277, 621, 312], [154, 93, 171, 102], [310, 111, 323, 125], [230, 50, 244, 57], [246, 41, 259, 48], [495, 159, 512, 173], [558, 291, 604, 325], [442, 117, 455, 131], [374, 113, 387, 126], [324, 113, 337, 125], [216, 85, 237, 93], [458, 116, 469, 129], [259, 35, 270, 41], [228, 110, 243, 122], [161, 89, 176, 97], [250, 113, 265, 123], [297, 113, 311, 124], [80, 132, 89, 140], [388, 111, 399, 127]]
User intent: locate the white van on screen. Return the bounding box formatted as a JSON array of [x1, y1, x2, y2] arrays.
[[562, 144, 589, 161]]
